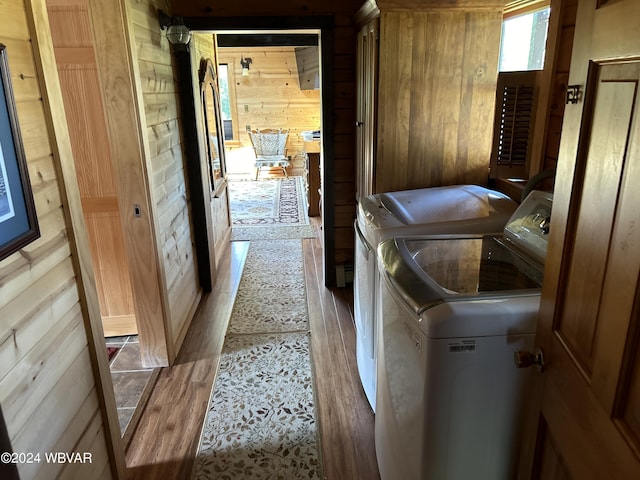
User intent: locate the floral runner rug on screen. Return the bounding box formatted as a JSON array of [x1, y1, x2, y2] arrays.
[[192, 239, 323, 479]]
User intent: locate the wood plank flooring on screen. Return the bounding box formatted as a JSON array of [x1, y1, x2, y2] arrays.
[[125, 218, 380, 479]]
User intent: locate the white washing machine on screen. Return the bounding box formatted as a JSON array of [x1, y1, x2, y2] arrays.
[[354, 185, 517, 411], [374, 190, 552, 480]]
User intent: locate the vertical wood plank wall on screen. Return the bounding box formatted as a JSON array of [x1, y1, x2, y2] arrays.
[[375, 9, 503, 192], [88, 0, 171, 366], [0, 0, 113, 478], [127, 0, 202, 352], [332, 13, 358, 266], [217, 46, 322, 177]]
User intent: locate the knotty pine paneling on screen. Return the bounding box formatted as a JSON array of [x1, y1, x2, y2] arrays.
[[147, 119, 181, 156], [0, 1, 113, 477], [129, 0, 201, 353], [138, 60, 175, 94], [218, 47, 322, 177]]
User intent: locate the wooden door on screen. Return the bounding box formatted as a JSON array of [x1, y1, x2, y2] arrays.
[[47, 0, 137, 337], [518, 0, 640, 478], [356, 17, 378, 200]]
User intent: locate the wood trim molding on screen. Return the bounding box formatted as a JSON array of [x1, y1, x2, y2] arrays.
[[185, 15, 334, 31], [25, 0, 127, 478], [528, 0, 562, 177], [183, 15, 338, 287], [355, 0, 380, 26], [374, 0, 506, 10], [89, 0, 173, 367], [223, 58, 241, 143], [504, 0, 550, 18]]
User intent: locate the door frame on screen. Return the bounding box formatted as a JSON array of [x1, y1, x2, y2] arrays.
[[184, 15, 336, 285]]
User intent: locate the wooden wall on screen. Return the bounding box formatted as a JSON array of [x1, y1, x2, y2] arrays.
[[217, 46, 322, 177], [375, 8, 503, 192], [127, 0, 201, 352], [326, 14, 358, 268], [0, 0, 118, 477], [173, 0, 503, 277]]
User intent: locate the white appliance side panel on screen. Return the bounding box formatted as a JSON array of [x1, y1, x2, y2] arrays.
[[376, 277, 425, 480], [354, 223, 377, 410], [421, 334, 535, 479], [376, 277, 536, 480]]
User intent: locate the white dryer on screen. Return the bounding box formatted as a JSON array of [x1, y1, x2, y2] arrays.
[[374, 191, 552, 480], [354, 185, 517, 411]]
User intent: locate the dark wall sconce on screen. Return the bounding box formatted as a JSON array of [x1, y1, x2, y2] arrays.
[[240, 57, 252, 76], [158, 9, 191, 51]]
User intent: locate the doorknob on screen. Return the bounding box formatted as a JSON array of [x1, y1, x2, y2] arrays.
[[514, 348, 545, 372]]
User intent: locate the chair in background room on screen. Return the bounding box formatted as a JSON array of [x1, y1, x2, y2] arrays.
[[248, 128, 290, 180]]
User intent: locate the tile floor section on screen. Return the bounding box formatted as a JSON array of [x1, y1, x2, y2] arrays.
[[106, 335, 155, 434]]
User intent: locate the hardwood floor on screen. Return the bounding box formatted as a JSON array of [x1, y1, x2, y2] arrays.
[[125, 218, 379, 479]]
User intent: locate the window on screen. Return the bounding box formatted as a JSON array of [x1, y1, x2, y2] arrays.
[[499, 6, 550, 72], [490, 2, 550, 181], [218, 64, 235, 141]]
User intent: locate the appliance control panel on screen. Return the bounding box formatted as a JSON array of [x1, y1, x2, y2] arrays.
[[504, 190, 553, 264]]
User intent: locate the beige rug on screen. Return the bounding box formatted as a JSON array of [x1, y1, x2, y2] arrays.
[[229, 177, 315, 240], [191, 239, 322, 480]]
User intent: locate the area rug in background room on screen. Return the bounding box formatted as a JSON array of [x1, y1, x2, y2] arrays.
[[191, 239, 322, 480], [228, 177, 315, 241]]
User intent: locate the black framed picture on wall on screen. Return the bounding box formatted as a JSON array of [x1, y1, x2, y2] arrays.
[[0, 44, 39, 261]]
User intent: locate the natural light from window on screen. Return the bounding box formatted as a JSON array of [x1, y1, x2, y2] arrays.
[[499, 7, 550, 72], [218, 64, 233, 140]]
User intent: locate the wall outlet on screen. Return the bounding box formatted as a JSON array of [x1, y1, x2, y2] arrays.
[[246, 124, 251, 132], [244, 104, 249, 112]]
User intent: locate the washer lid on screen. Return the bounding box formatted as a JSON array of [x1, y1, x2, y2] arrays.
[[379, 185, 515, 226], [358, 185, 517, 246], [378, 235, 543, 316]]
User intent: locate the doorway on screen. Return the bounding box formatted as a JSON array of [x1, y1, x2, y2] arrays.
[[45, 1, 156, 441], [186, 16, 336, 285], [46, 3, 137, 339], [210, 33, 322, 225]]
